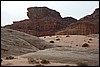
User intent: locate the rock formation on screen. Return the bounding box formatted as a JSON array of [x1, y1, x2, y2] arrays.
[[1, 28, 54, 58], [4, 7, 77, 36], [4, 7, 99, 36], [56, 8, 99, 35]]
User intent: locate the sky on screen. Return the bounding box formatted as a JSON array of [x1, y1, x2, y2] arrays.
[[1, 1, 99, 26]]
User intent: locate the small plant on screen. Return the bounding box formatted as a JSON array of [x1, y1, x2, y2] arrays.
[[82, 43, 89, 47], [50, 41, 54, 43], [28, 58, 36, 64], [77, 62, 88, 66], [5, 55, 14, 60], [40, 59, 50, 64]]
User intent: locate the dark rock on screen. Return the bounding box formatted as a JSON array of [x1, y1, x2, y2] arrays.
[[50, 41, 54, 43], [82, 43, 89, 47]]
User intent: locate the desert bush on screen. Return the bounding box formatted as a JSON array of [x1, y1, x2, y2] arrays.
[[50, 41, 54, 43], [5, 55, 14, 60], [77, 62, 88, 66], [82, 43, 89, 47], [40, 59, 50, 64], [28, 58, 36, 64]]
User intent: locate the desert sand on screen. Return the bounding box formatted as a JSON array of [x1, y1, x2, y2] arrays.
[[39, 35, 99, 49], [1, 28, 99, 66]]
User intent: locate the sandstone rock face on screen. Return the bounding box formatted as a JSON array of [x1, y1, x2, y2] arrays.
[[56, 22, 99, 35], [62, 17, 77, 26], [27, 7, 61, 20], [56, 8, 99, 35], [1, 28, 54, 58], [79, 8, 99, 24], [4, 7, 99, 36], [4, 7, 77, 36]]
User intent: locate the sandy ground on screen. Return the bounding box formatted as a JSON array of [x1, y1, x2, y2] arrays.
[[39, 35, 99, 49], [1, 56, 77, 66], [1, 34, 99, 66]]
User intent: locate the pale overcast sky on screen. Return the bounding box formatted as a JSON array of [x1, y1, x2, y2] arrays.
[[1, 1, 99, 26]]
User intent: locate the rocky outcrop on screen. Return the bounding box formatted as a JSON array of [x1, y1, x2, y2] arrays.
[[4, 7, 77, 36], [62, 17, 77, 26], [4, 7, 99, 36], [56, 8, 99, 35], [1, 28, 54, 58], [56, 22, 99, 35]]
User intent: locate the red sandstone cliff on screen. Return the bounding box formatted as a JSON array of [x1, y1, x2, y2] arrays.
[[4, 7, 99, 36], [4, 7, 77, 36], [56, 8, 99, 35]]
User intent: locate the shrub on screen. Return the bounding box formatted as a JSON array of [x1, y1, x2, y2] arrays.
[[5, 56, 14, 60], [50, 41, 54, 43], [82, 43, 89, 47], [40, 59, 50, 64], [28, 58, 36, 64]]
